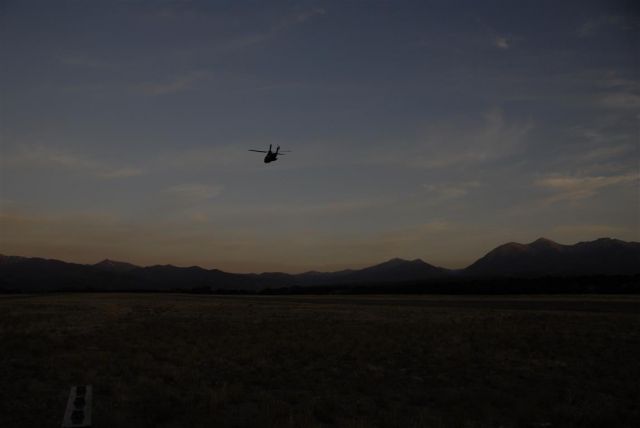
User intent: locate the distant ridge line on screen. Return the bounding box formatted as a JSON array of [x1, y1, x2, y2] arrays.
[[1, 237, 639, 292]]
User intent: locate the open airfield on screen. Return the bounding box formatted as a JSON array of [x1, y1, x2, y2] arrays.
[[2, 293, 639, 427]]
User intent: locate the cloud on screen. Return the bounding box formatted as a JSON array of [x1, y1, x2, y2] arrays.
[[97, 167, 146, 179], [560, 124, 636, 171], [149, 145, 255, 171], [57, 55, 115, 69], [494, 36, 512, 50], [366, 108, 533, 169], [536, 172, 639, 202], [218, 33, 274, 51], [601, 73, 640, 91], [422, 181, 481, 199], [216, 7, 326, 52], [577, 15, 638, 38], [555, 119, 638, 175], [257, 199, 381, 216], [188, 211, 209, 223], [138, 71, 209, 95], [424, 108, 533, 167], [289, 7, 326, 25], [577, 19, 600, 38], [399, 220, 451, 238], [199, 198, 385, 221], [475, 18, 517, 50], [551, 223, 627, 238], [594, 71, 640, 109], [1, 145, 144, 179], [580, 144, 634, 162], [164, 183, 223, 201], [146, 1, 197, 20], [601, 92, 640, 109]]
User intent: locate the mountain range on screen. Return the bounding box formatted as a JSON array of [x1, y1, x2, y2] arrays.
[[1, 238, 638, 292]]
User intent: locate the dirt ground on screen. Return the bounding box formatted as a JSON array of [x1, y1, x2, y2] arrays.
[[1, 293, 639, 427]]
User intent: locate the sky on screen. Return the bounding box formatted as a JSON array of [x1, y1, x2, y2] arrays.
[[1, 0, 638, 273]]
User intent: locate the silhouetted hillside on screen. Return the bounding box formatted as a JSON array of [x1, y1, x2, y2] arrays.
[[332, 258, 447, 283], [1, 237, 639, 293], [0, 256, 116, 292], [94, 259, 139, 273], [465, 238, 640, 277], [128, 265, 265, 291]]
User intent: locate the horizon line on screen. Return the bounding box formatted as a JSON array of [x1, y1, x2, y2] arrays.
[[1, 236, 633, 275]]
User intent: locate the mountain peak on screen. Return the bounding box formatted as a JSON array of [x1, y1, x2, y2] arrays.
[[357, 257, 444, 279], [94, 259, 139, 273], [591, 237, 622, 245], [531, 237, 555, 244], [96, 258, 123, 264], [375, 258, 427, 268], [494, 242, 529, 253], [466, 237, 640, 276], [529, 238, 562, 249]]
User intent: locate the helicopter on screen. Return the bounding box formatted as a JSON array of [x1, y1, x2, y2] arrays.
[[248, 144, 290, 163]]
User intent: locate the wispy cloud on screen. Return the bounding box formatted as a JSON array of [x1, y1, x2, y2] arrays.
[[580, 144, 635, 162], [367, 109, 533, 169], [392, 220, 452, 241], [494, 36, 512, 50], [198, 198, 385, 221], [253, 199, 382, 217], [601, 72, 640, 91], [1, 145, 144, 179], [98, 167, 145, 179], [593, 71, 640, 109], [555, 119, 638, 175], [475, 18, 517, 50], [145, 1, 198, 20], [536, 172, 639, 202], [564, 124, 636, 167], [551, 223, 627, 238], [216, 7, 326, 52], [577, 15, 638, 37], [164, 183, 223, 202], [149, 145, 256, 171], [289, 7, 326, 25], [422, 181, 481, 199], [138, 71, 209, 95], [601, 92, 640, 109], [57, 54, 115, 69]]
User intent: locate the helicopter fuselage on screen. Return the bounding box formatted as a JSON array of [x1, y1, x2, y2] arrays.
[[249, 145, 287, 163]]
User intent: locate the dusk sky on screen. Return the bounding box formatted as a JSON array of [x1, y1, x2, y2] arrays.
[[1, 0, 638, 273]]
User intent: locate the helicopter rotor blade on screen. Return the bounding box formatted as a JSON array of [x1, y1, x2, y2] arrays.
[[248, 150, 268, 153]]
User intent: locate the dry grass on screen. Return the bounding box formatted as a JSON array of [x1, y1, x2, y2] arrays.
[[1, 293, 639, 427]]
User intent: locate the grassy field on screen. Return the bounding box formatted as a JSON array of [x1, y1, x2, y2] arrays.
[[1, 293, 639, 427]]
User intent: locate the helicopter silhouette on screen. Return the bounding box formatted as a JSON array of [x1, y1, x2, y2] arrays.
[[248, 144, 290, 163]]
